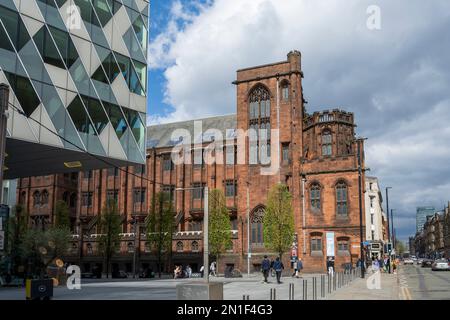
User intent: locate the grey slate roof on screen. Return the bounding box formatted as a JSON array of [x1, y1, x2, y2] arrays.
[[146, 114, 237, 148]]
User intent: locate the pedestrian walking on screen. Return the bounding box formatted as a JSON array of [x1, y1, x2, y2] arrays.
[[273, 257, 284, 284], [200, 265, 204, 278], [210, 261, 217, 277], [292, 259, 298, 277], [327, 257, 335, 276], [186, 265, 192, 278], [261, 255, 271, 283], [297, 258, 303, 278]]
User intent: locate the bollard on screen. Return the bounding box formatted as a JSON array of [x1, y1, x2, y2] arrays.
[[243, 294, 250, 300], [270, 288, 277, 300], [321, 275, 325, 298], [328, 274, 331, 294], [303, 279, 308, 300], [289, 283, 294, 300], [313, 277, 317, 300], [333, 272, 336, 291]]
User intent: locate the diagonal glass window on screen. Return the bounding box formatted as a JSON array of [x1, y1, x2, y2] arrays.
[[68, 96, 97, 136], [92, 52, 120, 84], [81, 95, 109, 134], [92, 0, 113, 27], [105, 102, 128, 140], [4, 72, 41, 117], [124, 107, 145, 150], [48, 26, 79, 69], [33, 26, 65, 69], [0, 5, 31, 52]]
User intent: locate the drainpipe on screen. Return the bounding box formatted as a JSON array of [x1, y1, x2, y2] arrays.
[[302, 175, 306, 254]]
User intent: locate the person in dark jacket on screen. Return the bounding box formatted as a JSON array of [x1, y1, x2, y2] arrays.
[[273, 257, 284, 284], [261, 255, 271, 283]]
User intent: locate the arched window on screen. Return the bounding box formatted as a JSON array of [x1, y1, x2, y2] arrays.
[[87, 243, 93, 254], [322, 130, 332, 156], [248, 85, 271, 164], [176, 241, 184, 252], [41, 190, 49, 205], [337, 237, 350, 255], [33, 191, 41, 207], [310, 184, 321, 211], [69, 193, 77, 208], [71, 243, 78, 254], [144, 242, 151, 253], [336, 182, 348, 216], [310, 232, 323, 255], [127, 242, 135, 253], [281, 82, 289, 101], [251, 207, 265, 246], [191, 241, 199, 252]]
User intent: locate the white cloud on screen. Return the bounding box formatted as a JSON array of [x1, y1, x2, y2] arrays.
[[149, 0, 450, 240]]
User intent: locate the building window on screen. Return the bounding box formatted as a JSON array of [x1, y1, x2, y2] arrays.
[[107, 167, 119, 177], [248, 85, 271, 164], [162, 185, 175, 204], [106, 190, 119, 204], [251, 207, 265, 245], [87, 243, 93, 255], [371, 230, 375, 240], [310, 184, 321, 211], [69, 193, 77, 208], [41, 190, 49, 205], [133, 188, 146, 204], [163, 154, 173, 171], [191, 241, 199, 252], [20, 191, 26, 204], [225, 180, 236, 197], [127, 242, 134, 253], [82, 192, 93, 207], [33, 191, 41, 207], [226, 145, 235, 165], [322, 130, 332, 156], [144, 242, 151, 253], [193, 149, 203, 167], [192, 183, 204, 200], [134, 164, 146, 175], [336, 182, 348, 216], [310, 234, 323, 253], [281, 82, 289, 101], [337, 238, 349, 255], [282, 143, 290, 163], [371, 213, 374, 225], [369, 183, 373, 191], [83, 170, 93, 179], [176, 241, 184, 252], [231, 218, 238, 230]]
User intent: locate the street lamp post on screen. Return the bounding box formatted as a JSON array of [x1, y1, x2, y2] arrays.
[[391, 209, 396, 255], [356, 138, 366, 278], [246, 182, 250, 277], [385, 187, 392, 273]]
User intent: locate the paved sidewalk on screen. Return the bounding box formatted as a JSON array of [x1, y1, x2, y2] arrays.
[[325, 271, 399, 300]]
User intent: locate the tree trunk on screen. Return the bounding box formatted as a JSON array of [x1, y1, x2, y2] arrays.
[[158, 249, 162, 278]]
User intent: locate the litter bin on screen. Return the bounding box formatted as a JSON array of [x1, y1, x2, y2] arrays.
[[25, 279, 53, 300]]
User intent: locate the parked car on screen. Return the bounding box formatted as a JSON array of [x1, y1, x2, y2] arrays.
[[403, 258, 414, 265], [431, 259, 450, 271], [81, 272, 95, 279], [416, 259, 424, 265], [421, 259, 433, 268]]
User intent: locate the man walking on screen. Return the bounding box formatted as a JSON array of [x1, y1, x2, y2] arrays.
[[327, 257, 335, 276], [261, 255, 271, 283], [273, 257, 284, 284], [297, 258, 303, 278], [210, 261, 217, 277]]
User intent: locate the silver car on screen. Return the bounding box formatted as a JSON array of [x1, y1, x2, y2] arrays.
[[431, 259, 450, 271]]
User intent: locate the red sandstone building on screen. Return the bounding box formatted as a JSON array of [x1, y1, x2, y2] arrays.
[[16, 51, 366, 274]]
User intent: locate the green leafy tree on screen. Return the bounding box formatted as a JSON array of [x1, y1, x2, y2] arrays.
[[146, 192, 174, 278], [208, 189, 232, 274], [20, 228, 47, 278], [54, 200, 70, 229], [6, 205, 28, 274], [263, 183, 295, 259], [98, 200, 123, 278]]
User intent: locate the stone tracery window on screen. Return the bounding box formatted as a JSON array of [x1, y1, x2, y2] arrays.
[[310, 184, 321, 211], [248, 85, 271, 164], [322, 130, 332, 156], [336, 182, 348, 216], [251, 207, 265, 245]]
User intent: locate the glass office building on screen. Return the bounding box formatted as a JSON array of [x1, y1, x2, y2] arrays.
[[0, 0, 149, 178]]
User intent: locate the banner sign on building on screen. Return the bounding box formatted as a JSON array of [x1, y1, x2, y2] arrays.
[[326, 232, 335, 257]]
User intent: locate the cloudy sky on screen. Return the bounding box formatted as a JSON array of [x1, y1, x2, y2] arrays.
[[148, 0, 450, 243]]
